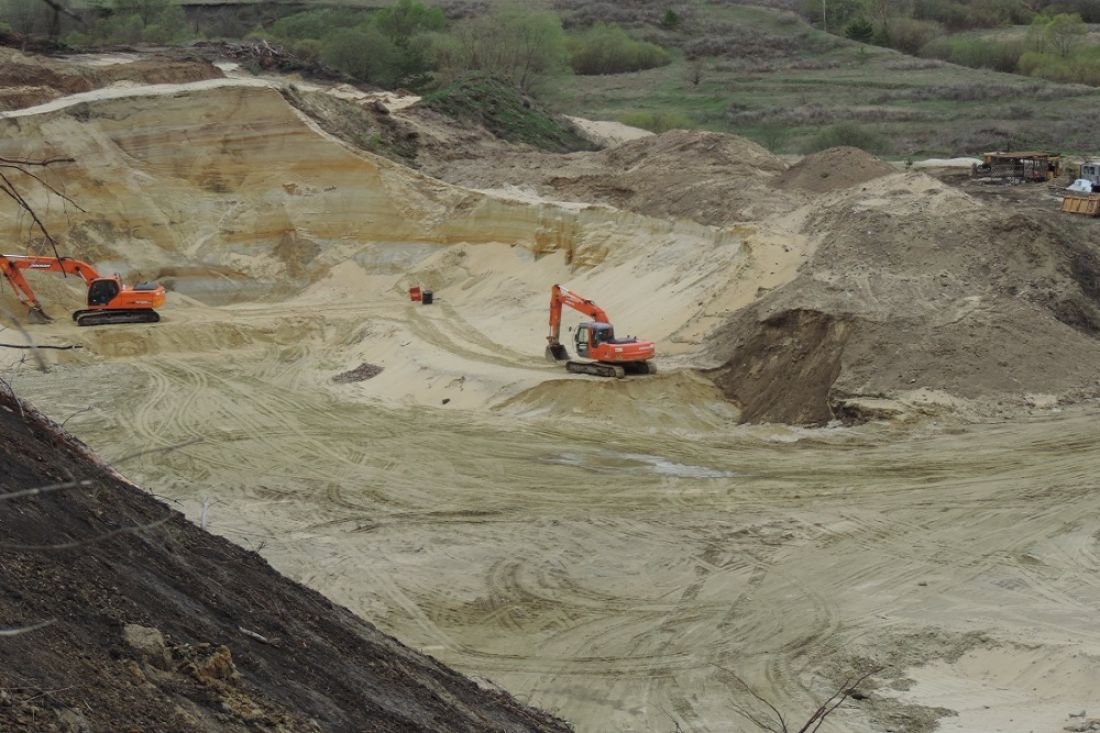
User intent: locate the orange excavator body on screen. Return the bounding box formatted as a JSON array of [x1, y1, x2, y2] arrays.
[[545, 284, 656, 378], [0, 255, 165, 327]]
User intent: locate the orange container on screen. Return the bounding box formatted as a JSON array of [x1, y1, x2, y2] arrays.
[[409, 286, 422, 301]]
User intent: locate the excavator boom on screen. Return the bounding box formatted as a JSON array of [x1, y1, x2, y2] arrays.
[[0, 254, 164, 327]]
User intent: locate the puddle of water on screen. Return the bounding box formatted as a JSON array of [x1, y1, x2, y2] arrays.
[[545, 450, 737, 478]]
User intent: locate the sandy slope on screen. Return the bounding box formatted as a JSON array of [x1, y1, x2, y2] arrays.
[[3, 70, 1100, 733]]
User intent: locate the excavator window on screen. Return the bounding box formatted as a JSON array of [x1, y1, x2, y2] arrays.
[[87, 278, 119, 306], [575, 325, 589, 356]]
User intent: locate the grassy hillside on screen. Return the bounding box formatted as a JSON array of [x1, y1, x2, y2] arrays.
[[541, 2, 1100, 156]]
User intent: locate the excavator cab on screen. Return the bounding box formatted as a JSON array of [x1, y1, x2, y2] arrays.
[[574, 324, 591, 357], [87, 278, 120, 306]]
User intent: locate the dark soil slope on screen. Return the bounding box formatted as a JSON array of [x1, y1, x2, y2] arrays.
[[0, 388, 571, 733]]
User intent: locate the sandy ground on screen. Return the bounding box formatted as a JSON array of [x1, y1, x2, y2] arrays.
[[2, 69, 1100, 733], [6, 286, 1100, 733]]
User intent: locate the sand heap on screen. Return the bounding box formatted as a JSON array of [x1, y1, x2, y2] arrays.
[[550, 130, 794, 225], [710, 171, 1100, 423], [408, 126, 800, 225], [775, 145, 896, 193]]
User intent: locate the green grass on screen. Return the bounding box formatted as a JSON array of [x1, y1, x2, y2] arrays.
[[420, 73, 596, 153], [539, 3, 1100, 156]]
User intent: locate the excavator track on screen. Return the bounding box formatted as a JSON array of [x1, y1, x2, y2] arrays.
[[566, 361, 626, 379], [73, 309, 160, 327]]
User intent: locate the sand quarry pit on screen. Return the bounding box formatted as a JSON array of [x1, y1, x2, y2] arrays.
[[3, 73, 1100, 733]]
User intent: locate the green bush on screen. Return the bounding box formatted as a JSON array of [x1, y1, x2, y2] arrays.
[[420, 74, 595, 152], [881, 17, 942, 55], [270, 10, 364, 41], [373, 0, 444, 42], [619, 110, 693, 133], [1018, 48, 1100, 86], [568, 23, 671, 75], [320, 26, 403, 85], [63, 0, 192, 47], [921, 37, 1023, 73], [803, 123, 885, 154], [431, 7, 568, 93], [844, 17, 873, 43]]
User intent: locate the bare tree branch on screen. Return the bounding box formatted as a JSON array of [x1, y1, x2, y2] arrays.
[[712, 663, 789, 733], [0, 511, 173, 551], [712, 664, 882, 733], [0, 169, 63, 256], [0, 156, 75, 167], [0, 343, 82, 350], [112, 438, 205, 466], [0, 478, 94, 502], [0, 306, 48, 373], [0, 619, 57, 636], [0, 162, 86, 213]]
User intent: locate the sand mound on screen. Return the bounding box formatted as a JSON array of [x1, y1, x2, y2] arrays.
[[405, 126, 800, 226], [496, 371, 740, 430], [546, 130, 796, 225], [776, 146, 895, 193], [710, 172, 1100, 423], [565, 115, 652, 147]]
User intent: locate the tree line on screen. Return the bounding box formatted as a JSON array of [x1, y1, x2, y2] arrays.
[[802, 0, 1099, 86], [0, 0, 673, 92]]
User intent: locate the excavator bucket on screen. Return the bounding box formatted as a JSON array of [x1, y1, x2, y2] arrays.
[[26, 306, 52, 324], [545, 343, 569, 363]]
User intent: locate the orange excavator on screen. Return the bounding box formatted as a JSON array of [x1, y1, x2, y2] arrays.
[[545, 284, 656, 378], [0, 255, 165, 327]]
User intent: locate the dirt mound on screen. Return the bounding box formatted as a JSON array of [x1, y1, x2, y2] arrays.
[[408, 128, 798, 226], [97, 56, 224, 86], [709, 309, 851, 425], [709, 173, 1100, 423], [557, 130, 794, 223], [776, 146, 895, 193], [0, 388, 571, 733], [0, 49, 221, 111]]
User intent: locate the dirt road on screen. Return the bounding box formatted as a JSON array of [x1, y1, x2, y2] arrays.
[[8, 292, 1100, 733]]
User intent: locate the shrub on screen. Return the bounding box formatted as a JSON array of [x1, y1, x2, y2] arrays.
[[271, 10, 355, 41], [619, 109, 693, 133], [844, 17, 873, 43], [882, 17, 942, 55], [921, 37, 1024, 73], [431, 7, 569, 92], [321, 26, 402, 86], [568, 22, 671, 75], [803, 123, 885, 154], [420, 74, 595, 152]]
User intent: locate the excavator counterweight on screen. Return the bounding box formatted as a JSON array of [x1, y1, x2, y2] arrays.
[[0, 254, 164, 327], [545, 284, 656, 378]]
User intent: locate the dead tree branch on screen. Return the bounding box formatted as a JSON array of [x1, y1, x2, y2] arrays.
[[713, 664, 882, 733], [0, 478, 94, 502], [0, 619, 57, 636]]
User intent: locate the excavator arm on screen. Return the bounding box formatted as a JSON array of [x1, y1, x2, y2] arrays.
[[547, 284, 610, 358], [0, 254, 164, 326], [0, 255, 99, 322]]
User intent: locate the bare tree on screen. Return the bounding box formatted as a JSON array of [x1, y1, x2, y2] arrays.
[[713, 664, 881, 733]]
